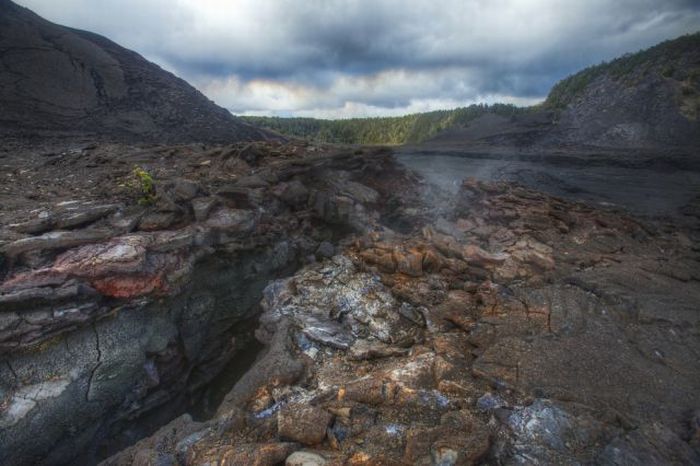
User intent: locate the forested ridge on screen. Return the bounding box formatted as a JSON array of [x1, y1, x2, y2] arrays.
[[241, 32, 699, 145], [242, 104, 526, 144]]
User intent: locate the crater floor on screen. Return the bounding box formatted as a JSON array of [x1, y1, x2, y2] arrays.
[[1, 140, 699, 465]]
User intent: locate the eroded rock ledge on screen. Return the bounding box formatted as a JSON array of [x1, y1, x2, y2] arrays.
[[104, 176, 700, 465], [0, 141, 418, 465]]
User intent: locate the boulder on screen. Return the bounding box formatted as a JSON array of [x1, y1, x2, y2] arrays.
[[54, 204, 120, 229], [167, 178, 200, 201], [191, 442, 297, 466], [274, 180, 310, 208], [205, 208, 255, 233], [286, 451, 328, 466], [8, 204, 119, 234], [3, 229, 112, 257], [337, 180, 379, 204], [278, 404, 333, 445], [236, 174, 270, 188], [315, 241, 335, 259], [393, 248, 423, 277], [138, 212, 177, 231], [191, 196, 218, 222]]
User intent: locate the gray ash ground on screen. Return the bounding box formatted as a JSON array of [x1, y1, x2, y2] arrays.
[[398, 146, 700, 221]]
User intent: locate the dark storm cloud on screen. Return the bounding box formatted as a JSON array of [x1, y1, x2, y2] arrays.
[[16, 0, 700, 117]]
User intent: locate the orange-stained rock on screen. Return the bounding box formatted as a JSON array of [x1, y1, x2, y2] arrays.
[[359, 248, 396, 273], [421, 247, 444, 272], [278, 404, 333, 445], [403, 412, 490, 465], [343, 377, 389, 406], [463, 244, 507, 266], [91, 274, 165, 298], [393, 248, 423, 277], [188, 442, 298, 466]]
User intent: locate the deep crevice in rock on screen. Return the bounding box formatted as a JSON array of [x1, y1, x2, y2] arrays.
[[63, 247, 311, 465]]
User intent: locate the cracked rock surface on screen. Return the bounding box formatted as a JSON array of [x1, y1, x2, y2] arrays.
[[1, 138, 699, 465], [102, 161, 699, 465], [0, 140, 413, 465]]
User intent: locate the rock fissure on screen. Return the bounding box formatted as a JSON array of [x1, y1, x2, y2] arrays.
[[85, 322, 103, 402], [1, 142, 418, 465], [4, 360, 19, 382]]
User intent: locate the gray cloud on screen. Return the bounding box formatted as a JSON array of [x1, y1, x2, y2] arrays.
[[16, 0, 700, 117]]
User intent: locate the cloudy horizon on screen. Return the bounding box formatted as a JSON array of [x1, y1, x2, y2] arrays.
[[15, 0, 700, 119]]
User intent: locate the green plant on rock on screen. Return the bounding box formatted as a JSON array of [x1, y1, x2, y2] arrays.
[[128, 166, 156, 206]]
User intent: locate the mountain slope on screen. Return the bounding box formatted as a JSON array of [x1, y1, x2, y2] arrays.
[[542, 32, 700, 148], [0, 0, 271, 142], [246, 32, 700, 149]]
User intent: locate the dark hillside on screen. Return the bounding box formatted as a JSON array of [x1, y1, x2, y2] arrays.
[[0, 0, 273, 142], [541, 32, 700, 148]]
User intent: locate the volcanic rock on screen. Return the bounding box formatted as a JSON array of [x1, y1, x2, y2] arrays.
[[278, 404, 333, 445], [2, 139, 699, 466], [0, 0, 274, 142]]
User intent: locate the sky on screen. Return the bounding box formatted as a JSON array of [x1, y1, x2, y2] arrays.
[[15, 0, 700, 119]]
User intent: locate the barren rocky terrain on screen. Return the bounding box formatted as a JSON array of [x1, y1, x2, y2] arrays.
[[1, 2, 699, 465], [1, 140, 698, 465]]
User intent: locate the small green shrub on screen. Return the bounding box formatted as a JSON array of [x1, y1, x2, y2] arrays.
[[126, 166, 156, 206]]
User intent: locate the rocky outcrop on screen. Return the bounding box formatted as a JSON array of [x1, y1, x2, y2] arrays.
[[2, 138, 699, 465], [549, 70, 700, 149], [102, 172, 700, 465], [0, 141, 412, 465], [0, 0, 273, 142]]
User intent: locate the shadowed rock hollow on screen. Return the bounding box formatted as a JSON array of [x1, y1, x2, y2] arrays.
[[0, 141, 417, 464]]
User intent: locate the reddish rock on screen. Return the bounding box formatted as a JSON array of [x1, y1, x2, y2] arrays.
[[403, 413, 490, 465], [54, 236, 148, 277], [343, 377, 391, 406], [393, 248, 423, 277], [463, 244, 507, 266], [359, 249, 396, 273], [421, 247, 443, 272], [91, 274, 166, 298]]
